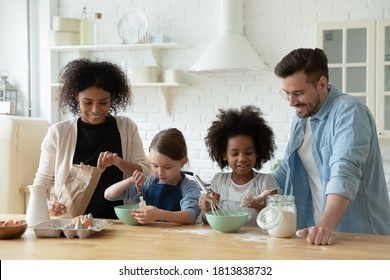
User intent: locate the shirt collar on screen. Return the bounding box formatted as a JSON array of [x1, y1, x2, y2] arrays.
[[310, 83, 341, 121]]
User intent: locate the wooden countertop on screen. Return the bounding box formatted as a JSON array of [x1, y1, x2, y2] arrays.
[[1, 213, 390, 260]]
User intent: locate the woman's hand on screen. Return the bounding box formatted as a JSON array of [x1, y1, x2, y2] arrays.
[[132, 206, 159, 224], [97, 151, 122, 170], [47, 200, 66, 216]]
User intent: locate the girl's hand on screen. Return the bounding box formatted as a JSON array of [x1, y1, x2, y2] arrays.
[[132, 170, 147, 186], [240, 195, 265, 209], [198, 192, 220, 211], [47, 201, 66, 216], [198, 194, 211, 211], [199, 191, 221, 224], [260, 188, 278, 204], [241, 188, 278, 211], [132, 206, 159, 224]]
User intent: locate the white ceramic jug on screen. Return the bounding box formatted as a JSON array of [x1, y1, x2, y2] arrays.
[[25, 185, 50, 227]]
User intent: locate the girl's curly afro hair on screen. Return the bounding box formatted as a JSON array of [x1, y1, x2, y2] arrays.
[[58, 58, 132, 115], [205, 105, 276, 170]]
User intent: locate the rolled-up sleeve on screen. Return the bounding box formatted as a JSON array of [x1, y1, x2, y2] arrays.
[[325, 101, 373, 201]]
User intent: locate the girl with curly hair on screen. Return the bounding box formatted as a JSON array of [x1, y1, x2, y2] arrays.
[[33, 58, 150, 219], [199, 105, 279, 226]]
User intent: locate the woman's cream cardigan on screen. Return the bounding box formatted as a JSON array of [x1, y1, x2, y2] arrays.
[[33, 116, 150, 198]]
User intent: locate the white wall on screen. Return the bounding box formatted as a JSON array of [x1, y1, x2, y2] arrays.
[[10, 0, 390, 189], [0, 0, 29, 116]]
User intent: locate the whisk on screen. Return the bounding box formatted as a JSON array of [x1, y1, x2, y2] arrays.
[[193, 174, 232, 216]]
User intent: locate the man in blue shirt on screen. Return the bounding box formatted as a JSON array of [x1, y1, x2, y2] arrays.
[[273, 48, 390, 245]]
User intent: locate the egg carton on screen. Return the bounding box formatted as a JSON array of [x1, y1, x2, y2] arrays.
[[33, 218, 112, 239]]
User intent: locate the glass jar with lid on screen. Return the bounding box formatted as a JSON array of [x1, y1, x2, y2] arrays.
[[256, 194, 297, 238]]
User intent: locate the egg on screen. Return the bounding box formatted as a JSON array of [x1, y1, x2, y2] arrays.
[[0, 220, 25, 227], [82, 218, 93, 229], [71, 214, 94, 229], [81, 214, 94, 229], [15, 220, 26, 225], [1, 220, 15, 227]]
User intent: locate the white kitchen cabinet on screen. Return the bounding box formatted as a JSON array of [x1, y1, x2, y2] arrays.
[[376, 19, 390, 136], [47, 43, 189, 122], [317, 19, 390, 138]]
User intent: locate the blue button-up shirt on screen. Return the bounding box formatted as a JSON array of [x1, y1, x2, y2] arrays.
[[273, 84, 390, 234]]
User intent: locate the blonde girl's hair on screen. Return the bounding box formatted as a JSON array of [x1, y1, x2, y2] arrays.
[[149, 128, 188, 161]]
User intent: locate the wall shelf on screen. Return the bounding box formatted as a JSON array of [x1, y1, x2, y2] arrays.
[[48, 42, 190, 122], [51, 82, 189, 88], [133, 83, 189, 116], [48, 43, 187, 62], [48, 42, 187, 52], [50, 82, 190, 116]]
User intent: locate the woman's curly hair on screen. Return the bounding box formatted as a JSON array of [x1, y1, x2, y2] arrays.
[[205, 105, 276, 170], [58, 58, 132, 115]]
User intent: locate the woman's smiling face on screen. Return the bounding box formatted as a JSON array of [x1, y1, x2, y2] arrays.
[[76, 86, 111, 124]]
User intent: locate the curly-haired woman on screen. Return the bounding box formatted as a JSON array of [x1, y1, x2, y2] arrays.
[[33, 58, 150, 219], [199, 105, 279, 226]]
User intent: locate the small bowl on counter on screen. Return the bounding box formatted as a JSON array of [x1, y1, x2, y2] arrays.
[[0, 220, 28, 239], [205, 210, 248, 233], [114, 204, 141, 225]]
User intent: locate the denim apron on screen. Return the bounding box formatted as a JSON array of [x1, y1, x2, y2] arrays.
[[144, 178, 182, 211]]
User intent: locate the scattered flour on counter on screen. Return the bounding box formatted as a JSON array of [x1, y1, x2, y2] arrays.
[[234, 230, 298, 249], [171, 228, 214, 236], [234, 230, 272, 243]]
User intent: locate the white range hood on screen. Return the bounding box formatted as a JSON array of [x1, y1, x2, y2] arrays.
[[189, 0, 268, 73]]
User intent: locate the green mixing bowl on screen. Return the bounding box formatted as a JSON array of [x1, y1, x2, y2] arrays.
[[114, 204, 141, 225], [205, 210, 248, 233]]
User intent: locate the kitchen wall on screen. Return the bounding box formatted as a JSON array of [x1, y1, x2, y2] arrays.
[[52, 0, 293, 181], [7, 0, 390, 190], [51, 0, 390, 188], [0, 0, 29, 116]]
